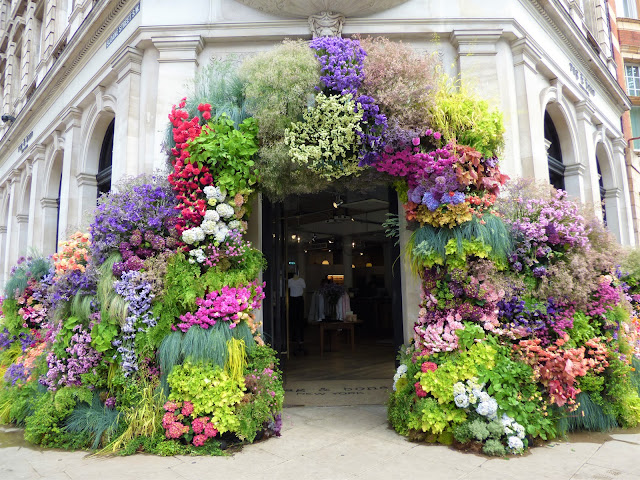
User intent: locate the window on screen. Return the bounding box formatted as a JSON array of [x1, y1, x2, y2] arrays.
[[545, 112, 565, 191], [96, 119, 114, 197], [596, 157, 606, 223], [626, 65, 640, 96], [617, 0, 638, 18]]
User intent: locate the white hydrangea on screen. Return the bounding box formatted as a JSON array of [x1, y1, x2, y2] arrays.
[[228, 219, 242, 231], [189, 248, 206, 264], [477, 391, 490, 403], [204, 210, 220, 222], [507, 436, 524, 452], [454, 394, 469, 409], [204, 185, 226, 203], [392, 364, 408, 391], [200, 219, 218, 235], [216, 203, 235, 219], [485, 398, 498, 417], [214, 226, 229, 243], [513, 423, 526, 440], [453, 382, 466, 397], [501, 414, 514, 428], [182, 227, 205, 245], [476, 402, 491, 417]]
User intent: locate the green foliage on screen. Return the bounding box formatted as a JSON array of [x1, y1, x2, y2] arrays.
[[430, 73, 505, 158], [188, 115, 259, 196], [2, 299, 23, 335], [416, 342, 497, 403], [101, 382, 164, 454], [595, 356, 640, 428], [4, 255, 52, 298], [167, 361, 245, 433], [24, 387, 93, 448], [407, 214, 511, 271], [284, 93, 363, 181], [482, 438, 506, 456], [116, 432, 225, 457], [241, 40, 319, 144], [478, 346, 557, 441], [566, 312, 598, 348], [407, 397, 467, 435], [556, 392, 618, 433], [456, 323, 486, 350], [467, 418, 490, 441], [158, 323, 257, 392], [66, 394, 122, 449], [152, 252, 265, 349], [0, 381, 46, 425]]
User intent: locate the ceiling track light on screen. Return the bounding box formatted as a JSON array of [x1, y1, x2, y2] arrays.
[[333, 194, 343, 209]]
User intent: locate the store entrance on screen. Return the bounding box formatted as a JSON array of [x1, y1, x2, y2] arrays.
[[261, 186, 403, 406]]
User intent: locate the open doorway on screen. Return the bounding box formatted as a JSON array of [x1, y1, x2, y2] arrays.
[[261, 186, 403, 406]]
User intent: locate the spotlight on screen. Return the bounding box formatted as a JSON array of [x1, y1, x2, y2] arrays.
[[291, 234, 296, 240], [1, 115, 15, 123], [333, 195, 343, 208]]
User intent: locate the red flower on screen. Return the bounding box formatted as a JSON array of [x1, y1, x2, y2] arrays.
[[421, 361, 438, 372]]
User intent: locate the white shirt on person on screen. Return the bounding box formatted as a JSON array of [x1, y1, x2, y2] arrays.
[[288, 277, 306, 297]]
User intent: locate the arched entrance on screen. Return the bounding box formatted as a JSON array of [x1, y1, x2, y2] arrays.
[[544, 111, 564, 191], [262, 185, 403, 406], [97, 118, 114, 197]]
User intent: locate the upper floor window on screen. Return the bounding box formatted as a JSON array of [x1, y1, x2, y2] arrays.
[[626, 64, 640, 96], [617, 0, 638, 18]]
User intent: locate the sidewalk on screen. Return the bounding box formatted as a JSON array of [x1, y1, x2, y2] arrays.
[[1, 405, 639, 480]]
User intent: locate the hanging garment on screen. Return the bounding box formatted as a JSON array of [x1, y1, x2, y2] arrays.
[[335, 292, 351, 321], [308, 290, 325, 322]]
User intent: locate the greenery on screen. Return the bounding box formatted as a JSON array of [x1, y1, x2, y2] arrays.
[[65, 394, 121, 449], [167, 361, 245, 433], [430, 73, 504, 158]]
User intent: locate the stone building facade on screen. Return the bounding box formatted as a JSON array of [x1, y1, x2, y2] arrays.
[[0, 1, 634, 338]]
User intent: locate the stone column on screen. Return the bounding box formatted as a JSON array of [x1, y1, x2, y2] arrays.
[[58, 107, 82, 242], [511, 38, 547, 180], [40, 197, 59, 255], [574, 100, 597, 205], [75, 172, 97, 228], [398, 196, 420, 344], [25, 145, 45, 249], [151, 35, 203, 170], [16, 213, 29, 256], [3, 171, 19, 280], [613, 137, 635, 245], [111, 46, 143, 184], [42, 0, 57, 60]]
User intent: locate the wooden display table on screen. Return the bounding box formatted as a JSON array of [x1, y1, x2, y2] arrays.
[[318, 321, 361, 357]]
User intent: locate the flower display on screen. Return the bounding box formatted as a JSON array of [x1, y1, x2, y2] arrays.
[[52, 232, 91, 276]]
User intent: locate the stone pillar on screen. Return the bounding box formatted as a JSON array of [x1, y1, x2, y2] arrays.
[[16, 213, 29, 257], [511, 38, 547, 180], [58, 107, 82, 242], [40, 197, 59, 255], [613, 137, 635, 245], [574, 100, 597, 205], [111, 46, 143, 184], [3, 171, 19, 281], [21, 0, 36, 94], [27, 145, 45, 250], [42, 0, 57, 60], [151, 35, 203, 170], [75, 172, 97, 228], [398, 196, 420, 344]]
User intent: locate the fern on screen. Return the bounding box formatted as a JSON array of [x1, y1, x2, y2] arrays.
[[65, 394, 121, 449]]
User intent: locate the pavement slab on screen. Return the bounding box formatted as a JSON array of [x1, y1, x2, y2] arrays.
[[1, 406, 639, 480]]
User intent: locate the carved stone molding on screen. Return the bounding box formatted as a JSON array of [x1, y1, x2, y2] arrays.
[[308, 11, 344, 37], [16, 213, 28, 224], [40, 197, 59, 209], [76, 172, 98, 187]]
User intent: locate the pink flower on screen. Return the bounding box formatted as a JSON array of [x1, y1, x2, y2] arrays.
[[162, 412, 176, 428], [181, 400, 194, 417], [193, 434, 207, 446], [415, 382, 427, 398], [204, 422, 218, 438], [421, 361, 438, 372], [202, 111, 211, 120], [412, 137, 420, 146], [163, 401, 180, 412]]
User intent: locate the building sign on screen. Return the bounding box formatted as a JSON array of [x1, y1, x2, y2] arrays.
[[106, 3, 140, 48], [18, 131, 33, 154], [569, 62, 596, 97]]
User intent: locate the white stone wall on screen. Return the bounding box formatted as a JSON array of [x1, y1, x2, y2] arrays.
[[0, 0, 633, 339]]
